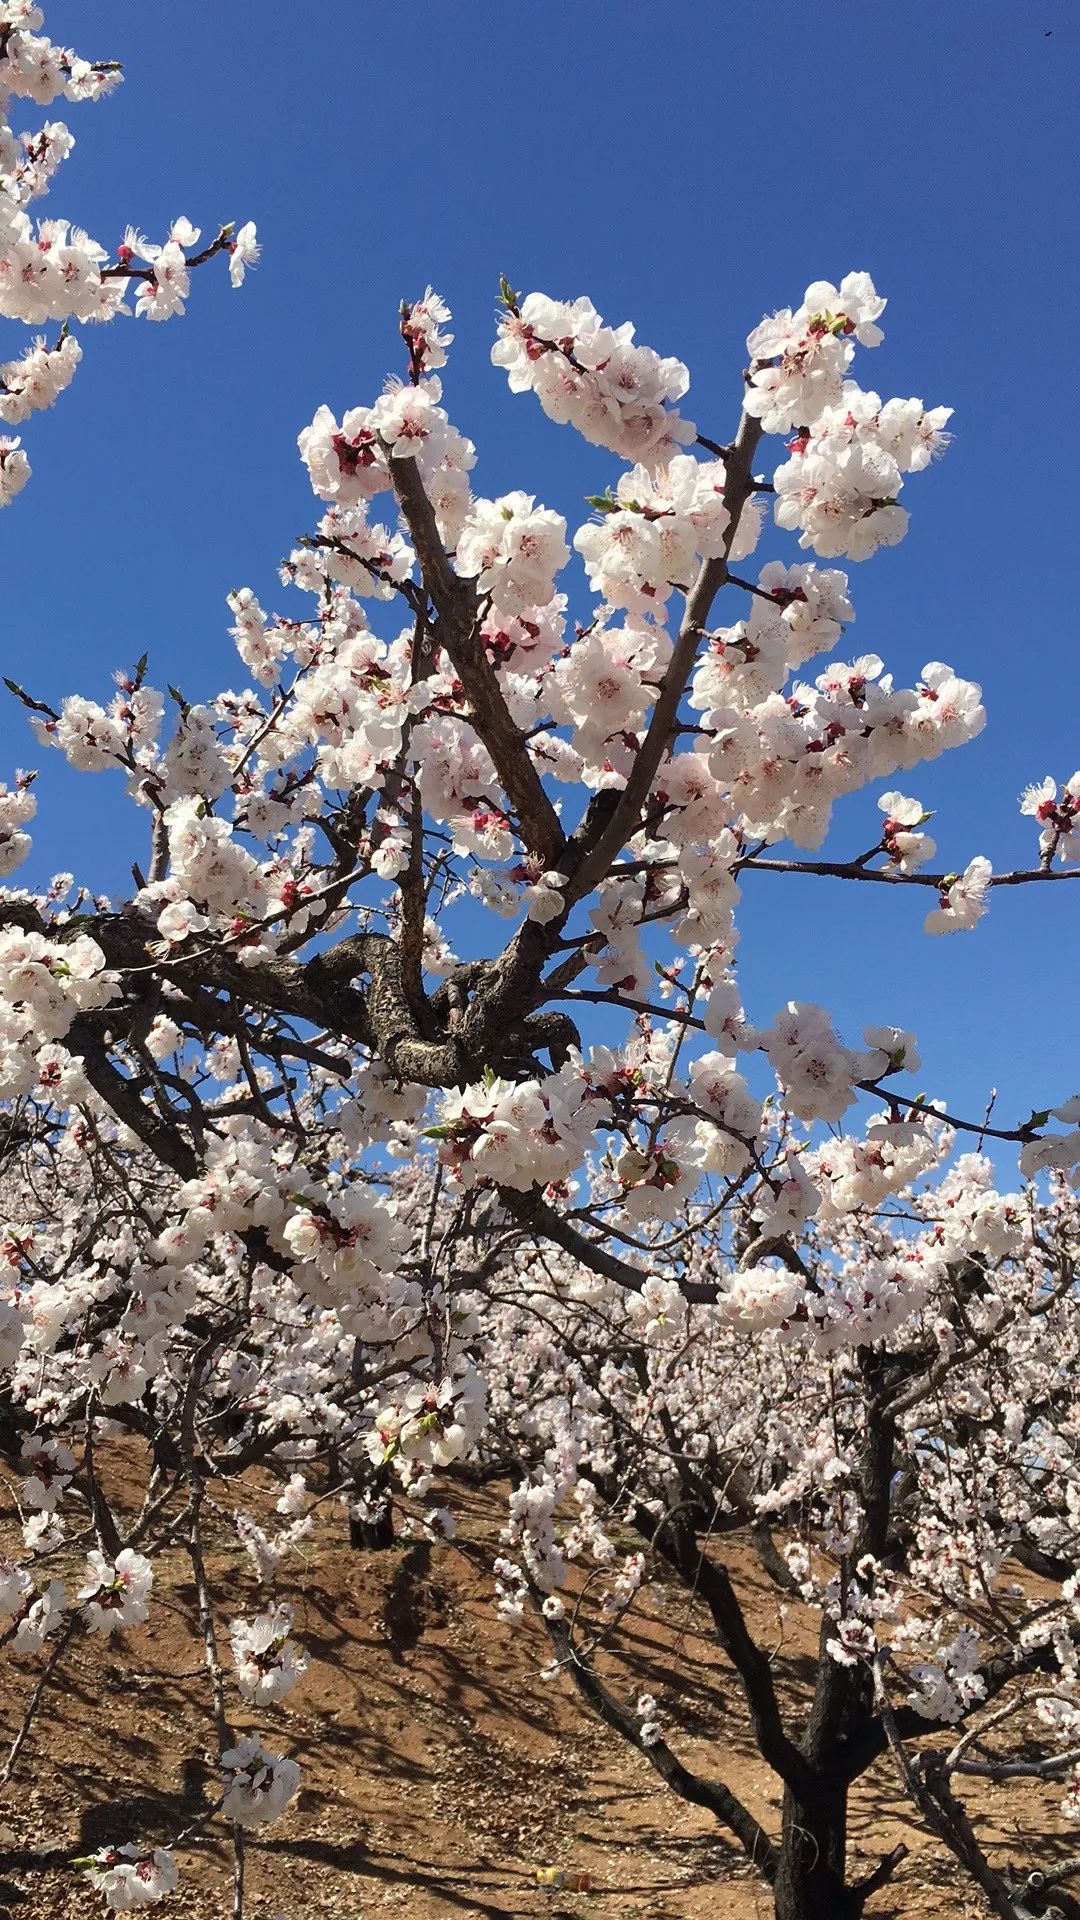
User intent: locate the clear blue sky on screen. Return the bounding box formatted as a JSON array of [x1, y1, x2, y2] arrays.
[[3, 1, 1077, 1136]]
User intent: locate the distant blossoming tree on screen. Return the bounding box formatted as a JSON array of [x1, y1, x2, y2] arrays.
[[2, 7, 1080, 1918]]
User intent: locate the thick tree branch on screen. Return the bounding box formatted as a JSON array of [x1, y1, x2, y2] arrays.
[[632, 1506, 814, 1796], [505, 1189, 719, 1304], [565, 407, 764, 901], [389, 453, 565, 865], [538, 1597, 778, 1881]]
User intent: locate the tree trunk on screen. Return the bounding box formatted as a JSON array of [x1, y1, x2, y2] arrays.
[[771, 1371, 899, 1919], [350, 1504, 395, 1551], [325, 1435, 396, 1550], [772, 1779, 857, 1920]]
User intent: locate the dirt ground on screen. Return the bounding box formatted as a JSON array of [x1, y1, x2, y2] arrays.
[[0, 1469, 1068, 1920]]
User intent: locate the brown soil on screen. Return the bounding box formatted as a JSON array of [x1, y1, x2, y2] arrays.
[[0, 1468, 1068, 1920]]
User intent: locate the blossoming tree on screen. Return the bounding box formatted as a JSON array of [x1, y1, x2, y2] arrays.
[[479, 1170, 1080, 1920], [2, 5, 1080, 1916]]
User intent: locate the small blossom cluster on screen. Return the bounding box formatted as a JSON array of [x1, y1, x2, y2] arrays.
[[491, 290, 694, 465], [457, 491, 569, 616], [806, 1111, 945, 1221], [298, 374, 476, 547], [230, 1603, 307, 1705], [0, 1560, 66, 1652], [905, 1628, 987, 1724], [220, 1736, 301, 1828], [430, 1068, 598, 1192], [0, 329, 80, 423], [923, 856, 992, 935], [0, 927, 116, 1097], [400, 285, 453, 373], [757, 1002, 908, 1126], [79, 1549, 153, 1634], [573, 454, 752, 613], [1021, 773, 1080, 865], [772, 385, 952, 561], [744, 273, 888, 432], [366, 1369, 488, 1479], [0, 773, 36, 876], [85, 1844, 178, 1912]]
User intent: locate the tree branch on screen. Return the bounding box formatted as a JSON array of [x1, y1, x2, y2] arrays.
[[389, 453, 565, 865], [565, 406, 764, 901], [537, 1595, 778, 1882]]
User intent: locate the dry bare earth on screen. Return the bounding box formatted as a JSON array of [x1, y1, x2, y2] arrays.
[[0, 1466, 1069, 1919]]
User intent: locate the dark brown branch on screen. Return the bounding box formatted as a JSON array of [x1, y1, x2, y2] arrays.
[[739, 854, 1080, 890], [632, 1506, 814, 1796], [537, 1597, 778, 1881], [389, 453, 565, 866], [505, 1189, 718, 1305], [873, 1654, 1017, 1920], [565, 406, 764, 901]]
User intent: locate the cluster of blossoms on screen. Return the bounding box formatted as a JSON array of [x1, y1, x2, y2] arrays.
[[399, 285, 453, 373], [0, 329, 79, 424], [0, 432, 28, 501], [805, 1110, 944, 1222], [0, 1556, 62, 1651], [741, 275, 951, 560], [19, 1431, 73, 1506], [31, 677, 163, 775], [230, 1604, 307, 1705], [757, 1004, 917, 1126], [297, 373, 476, 547], [744, 273, 888, 431], [366, 1369, 488, 1477], [773, 385, 952, 561], [220, 1736, 301, 1828], [1021, 772, 1080, 865], [573, 453, 757, 612], [491, 287, 694, 465], [877, 790, 937, 874], [0, 773, 35, 875], [457, 492, 569, 616], [904, 1629, 988, 1725], [635, 1692, 664, 1748], [235, 1509, 314, 1588], [1019, 1095, 1080, 1184], [923, 854, 993, 934], [430, 1068, 598, 1191], [1, 1543, 156, 1660], [279, 1178, 410, 1307], [683, 633, 986, 859], [85, 1845, 179, 1912], [0, 926, 115, 1094], [79, 1548, 153, 1634], [721, 1261, 805, 1332]]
